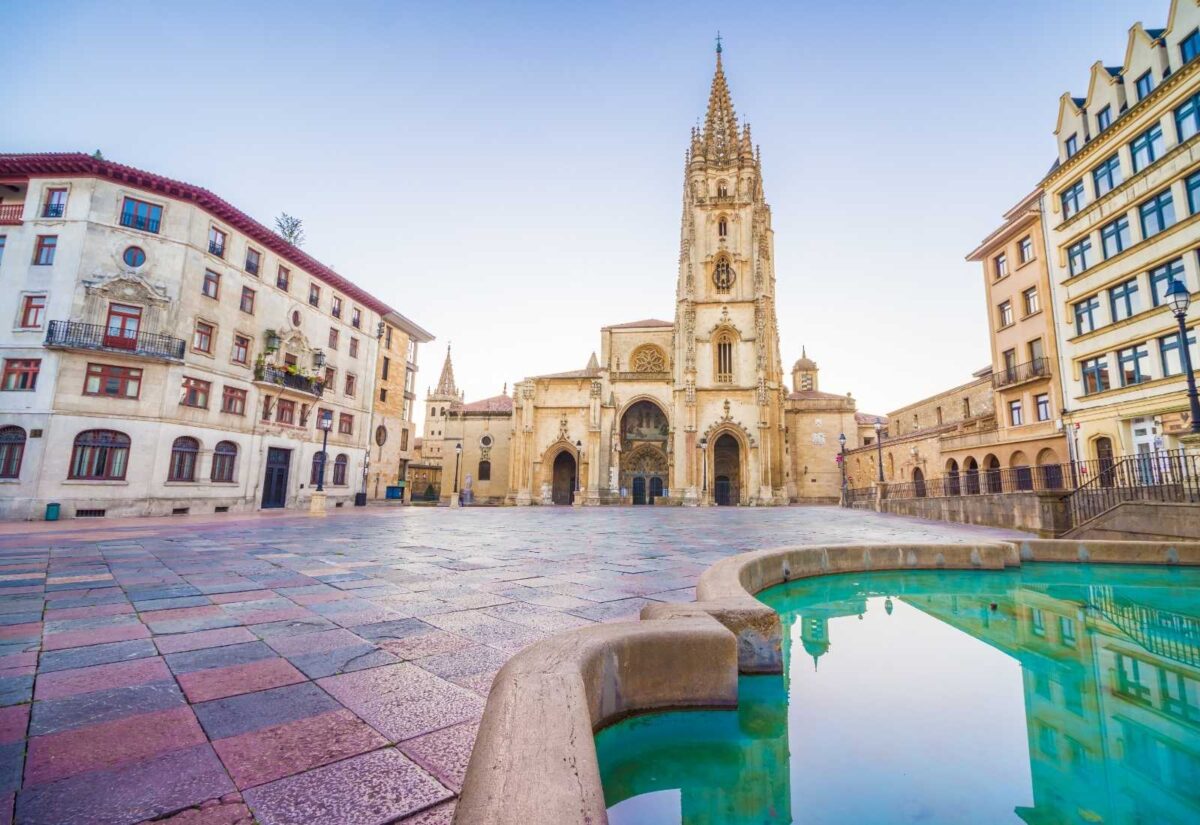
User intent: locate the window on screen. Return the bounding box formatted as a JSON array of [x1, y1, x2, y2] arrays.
[[1118, 344, 1151, 386], [1187, 170, 1200, 214], [1060, 617, 1077, 648], [180, 376, 211, 408], [1150, 259, 1186, 306], [227, 334, 249, 366], [208, 227, 226, 258], [221, 386, 247, 415], [105, 303, 142, 348], [380, 388, 388, 402], [245, 248, 261, 276], [310, 452, 327, 485], [344, 373, 356, 396], [84, 363, 141, 398], [1110, 278, 1140, 322], [385, 326, 393, 350], [1029, 338, 1045, 365], [332, 454, 348, 486], [998, 301, 1014, 327], [0, 427, 25, 479], [1131, 125, 1164, 172], [262, 396, 273, 422], [1161, 328, 1197, 376], [381, 356, 390, 380], [349, 338, 359, 358], [401, 429, 409, 450], [239, 286, 255, 314], [1036, 394, 1051, 422], [122, 246, 145, 267], [1, 359, 39, 391], [1135, 70, 1154, 101], [202, 270, 220, 299], [69, 430, 130, 480], [1019, 236, 1033, 263], [328, 328, 339, 349], [120, 197, 162, 233], [715, 333, 734, 382], [277, 266, 290, 291], [1097, 105, 1112, 132], [717, 181, 728, 198], [338, 413, 353, 435], [718, 218, 727, 237], [1067, 238, 1093, 276], [1003, 348, 1017, 377], [42, 188, 67, 218], [1060, 181, 1085, 219], [0, 236, 5, 263], [324, 366, 335, 387], [1022, 287, 1039, 316], [351, 308, 362, 329], [1139, 189, 1176, 238], [478, 460, 491, 481], [19, 295, 46, 329], [1100, 216, 1131, 258], [1003, 399, 1021, 426], [33, 235, 56, 265], [1092, 154, 1123, 196], [168, 437, 199, 482], [192, 321, 214, 353], [994, 253, 1008, 279], [1074, 296, 1100, 335], [1183, 28, 1200, 64], [211, 441, 237, 482], [1177, 92, 1200, 144], [713, 258, 733, 293], [1081, 357, 1110, 395], [331, 296, 343, 318], [276, 398, 296, 425], [309, 284, 320, 307], [1064, 134, 1078, 157]]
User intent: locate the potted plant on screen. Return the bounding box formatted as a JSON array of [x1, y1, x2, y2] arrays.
[[265, 330, 281, 353]]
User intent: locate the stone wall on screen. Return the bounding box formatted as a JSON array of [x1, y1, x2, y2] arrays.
[[878, 491, 1070, 537]]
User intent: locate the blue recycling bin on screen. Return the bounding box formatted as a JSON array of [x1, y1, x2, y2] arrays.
[[385, 486, 402, 500]]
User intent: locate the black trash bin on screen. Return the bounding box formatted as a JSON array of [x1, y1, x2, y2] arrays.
[[354, 492, 367, 507]]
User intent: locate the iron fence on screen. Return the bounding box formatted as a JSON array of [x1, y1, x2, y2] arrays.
[[44, 320, 185, 361], [993, 357, 1051, 388], [1064, 448, 1200, 527], [254, 364, 325, 396]]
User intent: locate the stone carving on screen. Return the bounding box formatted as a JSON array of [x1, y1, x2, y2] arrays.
[[630, 345, 667, 373]]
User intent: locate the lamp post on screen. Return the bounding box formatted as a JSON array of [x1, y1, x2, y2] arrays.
[[1165, 278, 1200, 436], [316, 412, 332, 492], [450, 441, 463, 507], [697, 435, 709, 506], [573, 439, 583, 506], [838, 432, 847, 505], [874, 418, 884, 484]]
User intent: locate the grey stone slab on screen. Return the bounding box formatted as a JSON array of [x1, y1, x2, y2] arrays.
[[193, 681, 341, 740], [29, 680, 185, 736]]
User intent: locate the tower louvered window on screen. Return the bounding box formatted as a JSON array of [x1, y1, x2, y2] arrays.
[[713, 259, 733, 293], [715, 334, 734, 383]]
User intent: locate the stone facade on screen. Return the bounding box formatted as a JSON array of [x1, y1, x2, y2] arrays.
[[367, 312, 433, 501]]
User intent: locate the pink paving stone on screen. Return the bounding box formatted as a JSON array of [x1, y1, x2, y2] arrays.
[[0, 706, 28, 745], [208, 591, 275, 605], [34, 657, 171, 701], [44, 603, 134, 621], [0, 792, 11, 825], [42, 623, 151, 652], [212, 708, 387, 789], [136, 793, 254, 825], [241, 747, 452, 825], [317, 663, 484, 742], [377, 631, 473, 662], [263, 628, 365, 657], [0, 623, 40, 641], [24, 705, 207, 786], [398, 800, 455, 825], [176, 658, 306, 703], [231, 606, 310, 625], [139, 605, 223, 623], [154, 627, 257, 655], [397, 719, 479, 793], [0, 653, 37, 673], [286, 590, 353, 606]]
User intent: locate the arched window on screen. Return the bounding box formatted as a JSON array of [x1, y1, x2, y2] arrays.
[[69, 430, 130, 480], [211, 441, 237, 482], [168, 437, 199, 482], [478, 460, 491, 481], [718, 217, 728, 238], [717, 180, 729, 198], [712, 258, 734, 293], [715, 332, 734, 383], [0, 427, 26, 479], [310, 451, 326, 485], [332, 454, 348, 486]]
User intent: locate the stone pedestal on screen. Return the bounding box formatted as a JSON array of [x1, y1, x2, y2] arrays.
[[308, 492, 327, 516], [449, 492, 460, 508], [1179, 431, 1200, 454]]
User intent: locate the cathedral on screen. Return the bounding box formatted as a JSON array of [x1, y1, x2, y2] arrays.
[[418, 46, 865, 506]]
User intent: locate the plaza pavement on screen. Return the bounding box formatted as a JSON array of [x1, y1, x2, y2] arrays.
[[0, 505, 1019, 825]]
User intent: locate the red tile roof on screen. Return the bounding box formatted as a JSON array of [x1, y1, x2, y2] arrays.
[[457, 394, 514, 414], [604, 318, 673, 329], [0, 152, 396, 316], [788, 390, 851, 402]]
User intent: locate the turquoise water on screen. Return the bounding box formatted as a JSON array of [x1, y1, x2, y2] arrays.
[[596, 564, 1200, 824]]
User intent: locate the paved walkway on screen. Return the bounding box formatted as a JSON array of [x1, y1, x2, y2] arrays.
[[0, 506, 1018, 825]]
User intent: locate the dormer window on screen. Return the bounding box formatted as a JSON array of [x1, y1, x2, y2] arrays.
[[1096, 105, 1112, 132], [1135, 70, 1154, 101], [1064, 134, 1078, 158]]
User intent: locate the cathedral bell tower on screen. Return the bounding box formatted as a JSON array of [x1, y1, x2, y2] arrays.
[[672, 39, 787, 504]]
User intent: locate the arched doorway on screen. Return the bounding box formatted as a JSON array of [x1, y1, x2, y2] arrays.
[[713, 433, 740, 506], [1037, 447, 1063, 489], [964, 457, 980, 495], [620, 400, 669, 504], [983, 454, 1002, 493], [649, 477, 664, 503], [1011, 450, 1032, 491], [913, 467, 927, 498], [632, 477, 646, 505], [552, 451, 576, 505], [945, 459, 961, 496]]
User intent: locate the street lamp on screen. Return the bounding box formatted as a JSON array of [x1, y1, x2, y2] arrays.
[[1165, 277, 1200, 435], [874, 418, 884, 483], [453, 441, 463, 497], [697, 435, 709, 505], [838, 432, 847, 504], [316, 411, 333, 492]]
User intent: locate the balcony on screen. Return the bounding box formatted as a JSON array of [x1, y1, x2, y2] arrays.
[[44, 320, 186, 361], [0, 204, 22, 225], [208, 240, 225, 258], [119, 211, 161, 234], [994, 357, 1051, 389], [254, 364, 325, 397], [41, 203, 65, 219]]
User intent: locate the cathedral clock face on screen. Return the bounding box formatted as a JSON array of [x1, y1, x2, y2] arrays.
[[713, 259, 734, 290]]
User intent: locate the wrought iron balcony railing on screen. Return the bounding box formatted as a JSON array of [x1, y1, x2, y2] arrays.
[[44, 320, 186, 361], [119, 211, 161, 233], [993, 357, 1051, 388], [41, 203, 65, 218], [208, 240, 225, 257], [254, 364, 325, 396], [0, 204, 23, 225]]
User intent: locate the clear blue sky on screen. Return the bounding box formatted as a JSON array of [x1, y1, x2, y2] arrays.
[[1, 0, 1169, 422]]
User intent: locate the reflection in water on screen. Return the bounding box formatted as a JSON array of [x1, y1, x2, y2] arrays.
[[596, 564, 1200, 824]]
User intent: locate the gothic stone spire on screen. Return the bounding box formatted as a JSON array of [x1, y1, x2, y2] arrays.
[[435, 344, 457, 397], [702, 42, 741, 166]]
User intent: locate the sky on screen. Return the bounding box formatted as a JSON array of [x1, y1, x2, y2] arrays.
[[1, 0, 1171, 425]]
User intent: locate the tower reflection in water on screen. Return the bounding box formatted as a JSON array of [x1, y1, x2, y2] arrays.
[[596, 565, 1200, 825]]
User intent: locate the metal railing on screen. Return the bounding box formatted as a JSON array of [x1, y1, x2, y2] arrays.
[[993, 357, 1051, 388], [254, 364, 325, 396], [1063, 448, 1200, 528], [44, 320, 185, 361], [0, 204, 23, 225], [208, 240, 225, 257], [41, 203, 65, 218], [880, 462, 1074, 500], [119, 212, 160, 233], [1090, 585, 1200, 668]]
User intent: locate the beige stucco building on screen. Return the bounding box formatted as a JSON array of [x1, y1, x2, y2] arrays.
[[367, 311, 433, 501], [1045, 0, 1200, 462], [0, 153, 428, 519]]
